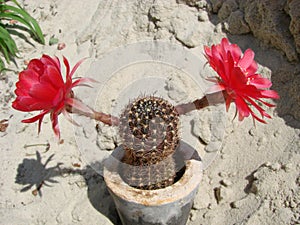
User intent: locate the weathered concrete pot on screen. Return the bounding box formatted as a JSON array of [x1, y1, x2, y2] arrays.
[[104, 143, 202, 225]]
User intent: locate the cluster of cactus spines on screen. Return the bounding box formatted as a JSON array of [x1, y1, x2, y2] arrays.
[[118, 96, 180, 190]]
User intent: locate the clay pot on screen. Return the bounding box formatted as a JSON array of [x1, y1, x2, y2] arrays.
[[104, 142, 202, 225]]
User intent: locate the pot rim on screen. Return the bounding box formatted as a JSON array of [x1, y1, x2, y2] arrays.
[[104, 158, 202, 206]]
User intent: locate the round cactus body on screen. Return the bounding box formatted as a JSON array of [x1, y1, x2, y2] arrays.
[[118, 96, 181, 189]]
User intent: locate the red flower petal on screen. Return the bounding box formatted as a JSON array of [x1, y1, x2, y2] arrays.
[[247, 74, 272, 89], [235, 96, 250, 121], [62, 108, 80, 126], [205, 83, 225, 94], [21, 109, 50, 123], [50, 111, 60, 139], [29, 83, 59, 102], [65, 98, 93, 114], [244, 96, 271, 119], [12, 55, 93, 138], [225, 95, 232, 112], [27, 59, 45, 74], [245, 60, 258, 75], [250, 113, 267, 124], [239, 49, 254, 71], [204, 46, 211, 57], [12, 96, 41, 111], [17, 70, 39, 90], [41, 55, 61, 71], [63, 56, 71, 86], [229, 44, 242, 62], [204, 38, 279, 123], [256, 99, 276, 107], [228, 66, 247, 90], [69, 57, 86, 78], [71, 77, 97, 88], [41, 65, 65, 89], [211, 45, 222, 63], [260, 90, 280, 99]]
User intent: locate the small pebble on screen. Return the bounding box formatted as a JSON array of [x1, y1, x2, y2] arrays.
[[214, 23, 223, 33], [32, 189, 38, 196], [222, 21, 229, 31], [270, 162, 281, 171], [192, 201, 201, 210], [189, 210, 197, 221], [248, 127, 256, 136], [282, 162, 293, 172], [230, 201, 238, 208], [263, 161, 272, 167], [196, 0, 207, 8], [257, 137, 266, 147], [218, 172, 228, 178], [57, 42, 66, 50], [229, 171, 237, 177], [284, 200, 289, 207], [290, 200, 297, 208], [214, 187, 223, 203], [4, 93, 12, 103], [273, 130, 280, 137], [198, 11, 209, 21], [230, 199, 244, 209], [221, 179, 232, 187], [249, 182, 258, 194], [75, 181, 86, 188]]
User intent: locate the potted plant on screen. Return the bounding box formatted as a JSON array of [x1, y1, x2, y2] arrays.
[[12, 38, 279, 224]]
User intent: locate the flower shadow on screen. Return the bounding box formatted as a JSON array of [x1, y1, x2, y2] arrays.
[[15, 151, 121, 224], [15, 151, 63, 196]]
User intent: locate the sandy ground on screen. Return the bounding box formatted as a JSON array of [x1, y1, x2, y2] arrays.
[[0, 1, 299, 224]]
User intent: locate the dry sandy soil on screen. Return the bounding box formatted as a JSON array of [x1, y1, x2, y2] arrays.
[[0, 0, 299, 225]]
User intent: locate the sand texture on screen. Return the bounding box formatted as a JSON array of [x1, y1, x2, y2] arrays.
[[0, 0, 299, 224]]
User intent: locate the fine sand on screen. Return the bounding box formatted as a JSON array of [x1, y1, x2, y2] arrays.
[[0, 1, 299, 225]]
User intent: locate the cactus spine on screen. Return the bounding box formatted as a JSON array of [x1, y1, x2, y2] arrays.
[[119, 96, 181, 190]]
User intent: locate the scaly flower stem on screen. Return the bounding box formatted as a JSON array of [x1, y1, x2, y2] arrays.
[[92, 110, 120, 126], [175, 91, 228, 115], [67, 103, 120, 126]]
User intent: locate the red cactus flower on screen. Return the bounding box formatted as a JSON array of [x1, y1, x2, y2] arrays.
[[12, 54, 94, 139], [204, 38, 279, 123]]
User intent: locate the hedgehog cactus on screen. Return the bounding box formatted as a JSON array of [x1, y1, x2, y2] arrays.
[[118, 96, 181, 190]]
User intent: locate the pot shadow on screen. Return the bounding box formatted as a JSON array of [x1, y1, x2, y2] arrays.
[[15, 151, 121, 224], [85, 161, 122, 225]]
